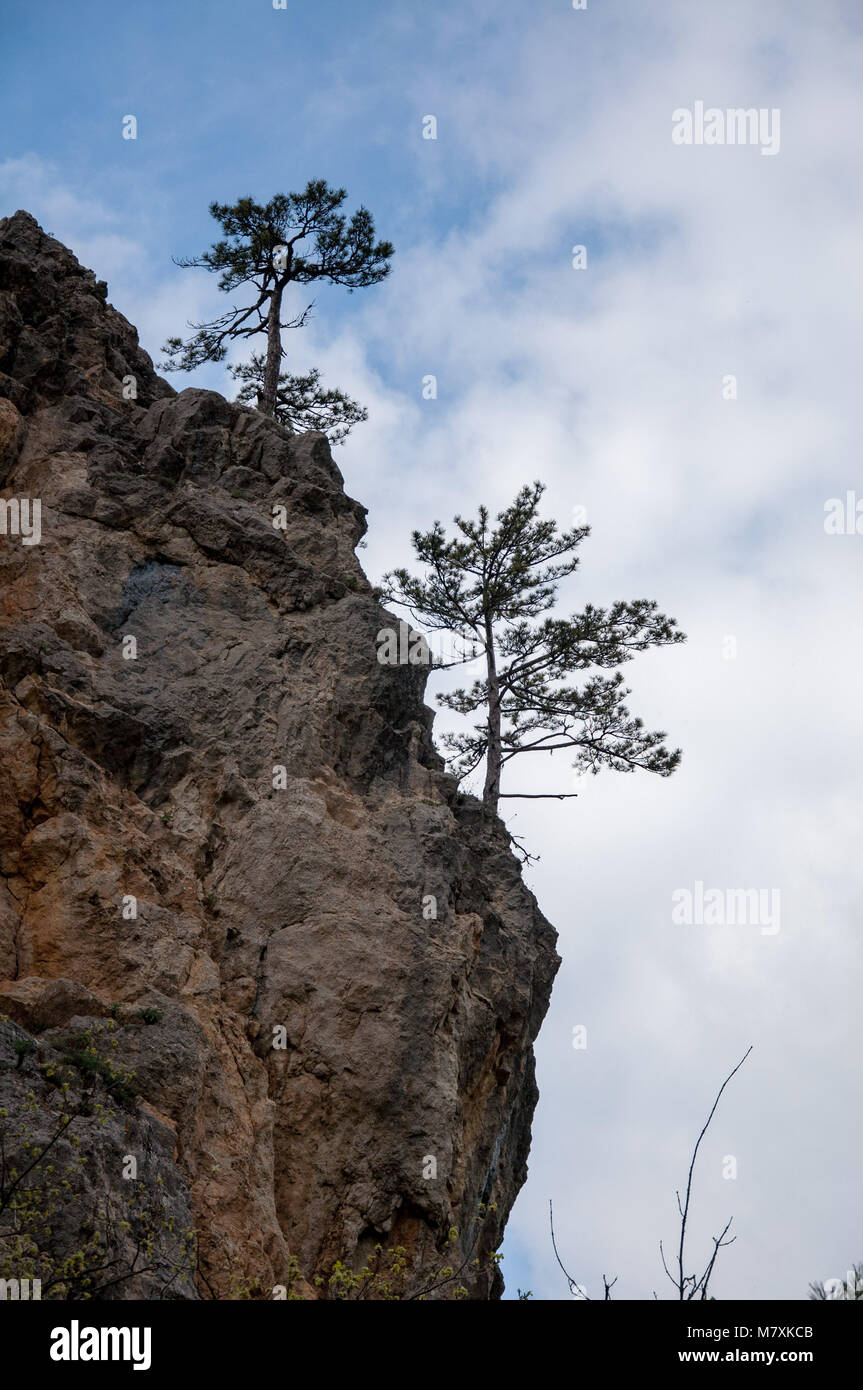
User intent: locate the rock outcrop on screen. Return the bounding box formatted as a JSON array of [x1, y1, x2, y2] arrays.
[[0, 210, 559, 1299]]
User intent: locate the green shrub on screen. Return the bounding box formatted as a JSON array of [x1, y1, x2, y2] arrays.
[[13, 1039, 37, 1069]]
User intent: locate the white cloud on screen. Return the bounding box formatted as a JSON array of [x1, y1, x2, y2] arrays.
[[5, 0, 862, 1299], [339, 0, 863, 1300]]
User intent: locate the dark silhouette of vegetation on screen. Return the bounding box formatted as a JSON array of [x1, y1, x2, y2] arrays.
[[384, 481, 684, 814], [162, 183, 393, 438]]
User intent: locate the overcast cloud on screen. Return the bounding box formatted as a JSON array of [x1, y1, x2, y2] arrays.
[[2, 0, 861, 1299]]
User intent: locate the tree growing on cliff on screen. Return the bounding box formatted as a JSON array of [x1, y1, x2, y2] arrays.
[[161, 184, 393, 437], [383, 482, 685, 815]]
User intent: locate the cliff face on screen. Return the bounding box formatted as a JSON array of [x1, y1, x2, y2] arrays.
[[0, 210, 559, 1299]]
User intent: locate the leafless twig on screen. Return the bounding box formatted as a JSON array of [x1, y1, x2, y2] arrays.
[[550, 1199, 593, 1299], [551, 1045, 753, 1300], [669, 1045, 753, 1300]]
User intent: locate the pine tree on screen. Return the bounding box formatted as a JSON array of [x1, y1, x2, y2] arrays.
[[383, 482, 685, 814], [161, 183, 393, 420]]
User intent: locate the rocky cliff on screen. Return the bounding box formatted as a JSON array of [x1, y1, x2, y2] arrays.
[[0, 210, 559, 1299]]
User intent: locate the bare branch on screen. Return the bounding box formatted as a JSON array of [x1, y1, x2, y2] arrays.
[[675, 1045, 752, 1298], [549, 1199, 590, 1300], [498, 793, 579, 799]]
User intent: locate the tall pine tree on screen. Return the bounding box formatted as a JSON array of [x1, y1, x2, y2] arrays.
[[384, 482, 685, 814], [162, 183, 393, 426]]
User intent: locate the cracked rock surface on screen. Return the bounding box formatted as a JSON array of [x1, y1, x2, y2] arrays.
[[0, 210, 559, 1298]]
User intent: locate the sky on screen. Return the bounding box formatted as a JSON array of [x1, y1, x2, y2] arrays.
[[2, 0, 862, 1301]]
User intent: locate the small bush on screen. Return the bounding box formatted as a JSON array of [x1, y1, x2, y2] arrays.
[[13, 1039, 37, 1069], [57, 1030, 140, 1111]]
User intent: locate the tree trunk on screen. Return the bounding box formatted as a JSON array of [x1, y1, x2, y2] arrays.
[[260, 281, 284, 417], [482, 618, 502, 814]]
